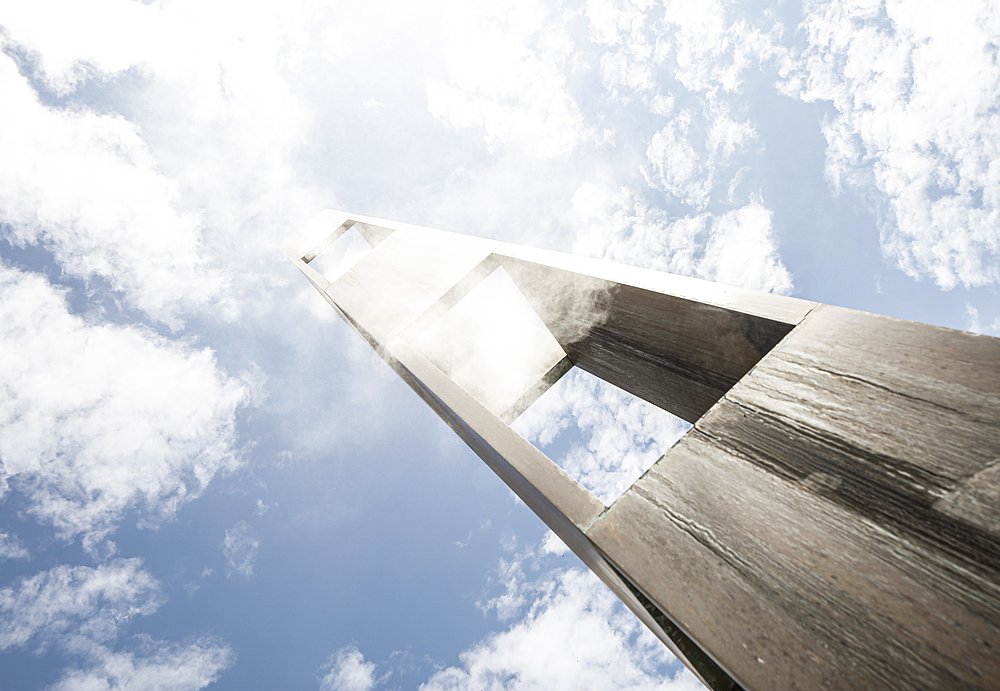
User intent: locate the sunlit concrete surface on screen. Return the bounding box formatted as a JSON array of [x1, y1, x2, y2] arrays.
[[292, 211, 1000, 691]]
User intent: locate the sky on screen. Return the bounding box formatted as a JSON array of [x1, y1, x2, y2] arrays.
[[0, 0, 998, 689]]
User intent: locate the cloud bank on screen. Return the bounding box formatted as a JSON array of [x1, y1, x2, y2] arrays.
[[0, 559, 233, 690], [784, 0, 1000, 288], [0, 265, 246, 550]]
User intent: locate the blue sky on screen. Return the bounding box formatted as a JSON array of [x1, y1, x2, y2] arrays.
[[1, 1, 999, 689]]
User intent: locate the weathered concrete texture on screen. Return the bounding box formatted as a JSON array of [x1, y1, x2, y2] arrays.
[[502, 258, 795, 423], [294, 212, 1000, 691], [588, 305, 1000, 689]]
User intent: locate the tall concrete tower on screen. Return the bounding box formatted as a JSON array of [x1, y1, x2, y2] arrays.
[[292, 211, 1000, 690]]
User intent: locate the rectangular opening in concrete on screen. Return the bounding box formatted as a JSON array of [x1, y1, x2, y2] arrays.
[[500, 257, 796, 423], [511, 367, 691, 506], [307, 224, 375, 283], [406, 266, 570, 422]]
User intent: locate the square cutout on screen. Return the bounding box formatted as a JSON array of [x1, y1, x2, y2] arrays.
[[308, 225, 374, 283], [512, 367, 691, 506], [407, 267, 568, 420]]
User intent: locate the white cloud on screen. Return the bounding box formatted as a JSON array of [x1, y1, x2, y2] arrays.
[[454, 519, 493, 550], [0, 0, 325, 325], [587, 0, 780, 99], [569, 182, 702, 273], [582, 0, 778, 214], [540, 530, 570, 556], [426, 1, 589, 159], [0, 532, 29, 561], [568, 182, 793, 294], [643, 102, 757, 209], [319, 645, 377, 691], [0, 558, 234, 688], [50, 637, 235, 691], [0, 51, 231, 328], [698, 200, 793, 293], [783, 0, 1000, 288], [966, 305, 1000, 337], [644, 110, 709, 207], [586, 0, 658, 98], [664, 0, 777, 94], [586, 0, 653, 49], [222, 520, 260, 580], [0, 559, 161, 652], [0, 0, 158, 94], [0, 558, 234, 689], [478, 554, 530, 622], [513, 369, 690, 505], [423, 561, 701, 691], [342, 539, 703, 689], [0, 265, 246, 550]]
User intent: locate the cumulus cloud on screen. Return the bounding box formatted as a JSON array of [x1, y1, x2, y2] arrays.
[[423, 555, 701, 690], [0, 51, 230, 328], [0, 531, 29, 560], [0, 0, 324, 325], [0, 264, 246, 550], [783, 0, 1000, 288], [586, 0, 659, 98], [222, 520, 260, 580], [643, 101, 757, 209], [966, 305, 1000, 337], [513, 369, 690, 505], [319, 645, 377, 691], [0, 559, 160, 652], [340, 540, 703, 689], [698, 200, 793, 293], [570, 182, 702, 272], [426, 1, 589, 159], [644, 110, 710, 207], [659, 0, 781, 96], [50, 637, 235, 691], [586, 0, 780, 100], [0, 559, 234, 688], [478, 552, 532, 622], [0, 0, 158, 94], [569, 182, 793, 293]]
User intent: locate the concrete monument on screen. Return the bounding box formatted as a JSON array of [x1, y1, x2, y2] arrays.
[[291, 212, 1000, 690]]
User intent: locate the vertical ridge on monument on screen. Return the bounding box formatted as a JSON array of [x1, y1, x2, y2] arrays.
[[291, 211, 1000, 691]]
